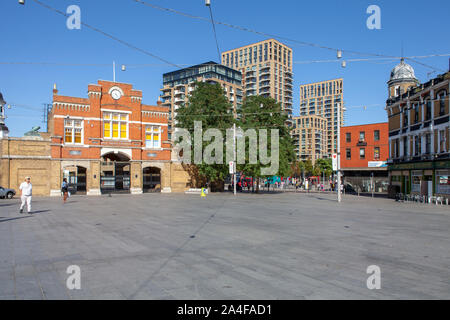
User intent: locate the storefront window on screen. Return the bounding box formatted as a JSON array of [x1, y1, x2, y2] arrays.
[[411, 171, 421, 193], [64, 119, 83, 144], [436, 170, 450, 194]]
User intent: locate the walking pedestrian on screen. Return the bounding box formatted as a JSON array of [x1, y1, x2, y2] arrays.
[[19, 176, 32, 214], [61, 178, 69, 204]]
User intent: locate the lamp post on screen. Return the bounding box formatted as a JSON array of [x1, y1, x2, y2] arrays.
[[337, 102, 342, 203], [232, 123, 244, 195], [233, 123, 236, 195]]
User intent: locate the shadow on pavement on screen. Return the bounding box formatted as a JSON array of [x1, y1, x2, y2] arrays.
[[0, 216, 33, 223], [29, 210, 51, 215], [0, 203, 17, 207]]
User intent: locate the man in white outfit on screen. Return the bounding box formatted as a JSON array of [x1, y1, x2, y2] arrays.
[[19, 176, 32, 214]]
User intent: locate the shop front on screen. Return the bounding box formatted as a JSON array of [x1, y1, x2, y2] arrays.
[[388, 160, 450, 197]]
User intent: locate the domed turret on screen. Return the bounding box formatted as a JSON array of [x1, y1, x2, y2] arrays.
[[390, 59, 417, 82], [387, 59, 419, 98]]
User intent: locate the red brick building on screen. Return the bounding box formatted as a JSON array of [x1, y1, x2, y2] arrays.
[[340, 122, 389, 194], [48, 80, 189, 195]]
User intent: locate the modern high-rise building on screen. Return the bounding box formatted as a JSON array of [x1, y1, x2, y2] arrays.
[[160, 61, 243, 140], [291, 115, 328, 165], [221, 39, 294, 120], [299, 78, 344, 156]]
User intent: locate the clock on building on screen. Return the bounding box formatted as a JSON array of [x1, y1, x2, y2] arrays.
[[111, 89, 122, 100]]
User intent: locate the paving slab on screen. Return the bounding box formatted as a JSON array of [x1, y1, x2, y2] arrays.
[[0, 192, 449, 299]]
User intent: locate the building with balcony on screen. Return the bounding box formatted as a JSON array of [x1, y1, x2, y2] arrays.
[[300, 78, 344, 156], [385, 60, 450, 198], [291, 115, 327, 165], [161, 61, 242, 140], [221, 39, 294, 121], [340, 122, 389, 194]]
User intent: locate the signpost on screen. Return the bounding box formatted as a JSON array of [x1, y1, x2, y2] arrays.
[[229, 161, 235, 174], [332, 153, 338, 171]]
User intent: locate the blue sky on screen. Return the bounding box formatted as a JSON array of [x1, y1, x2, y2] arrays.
[[1, 0, 449, 136]]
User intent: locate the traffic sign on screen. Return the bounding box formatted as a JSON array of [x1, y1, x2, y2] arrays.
[[229, 161, 235, 174], [332, 153, 337, 171]]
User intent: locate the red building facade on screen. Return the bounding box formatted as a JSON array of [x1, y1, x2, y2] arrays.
[[48, 80, 186, 195], [340, 122, 389, 168], [340, 122, 389, 193]]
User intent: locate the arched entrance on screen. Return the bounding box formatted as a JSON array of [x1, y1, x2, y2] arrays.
[[143, 167, 161, 193], [100, 152, 131, 194], [63, 165, 87, 195]]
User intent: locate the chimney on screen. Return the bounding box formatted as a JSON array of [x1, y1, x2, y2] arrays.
[[52, 83, 58, 95], [157, 96, 162, 106]]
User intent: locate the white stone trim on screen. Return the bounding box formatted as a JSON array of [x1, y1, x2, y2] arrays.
[[53, 102, 90, 111], [161, 187, 172, 193], [108, 86, 124, 97], [100, 147, 132, 159], [130, 188, 143, 194], [1, 155, 51, 159], [88, 91, 101, 98], [142, 110, 168, 118], [101, 108, 132, 114], [50, 190, 62, 197], [87, 189, 101, 196], [130, 121, 168, 126]]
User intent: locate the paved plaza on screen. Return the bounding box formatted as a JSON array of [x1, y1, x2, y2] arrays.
[[0, 192, 449, 299]]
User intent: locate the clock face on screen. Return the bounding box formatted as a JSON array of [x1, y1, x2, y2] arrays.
[[111, 89, 122, 100]]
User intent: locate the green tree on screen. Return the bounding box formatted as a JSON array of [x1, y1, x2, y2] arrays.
[[303, 159, 314, 176], [315, 158, 333, 179], [175, 82, 235, 189], [237, 95, 296, 192], [291, 160, 304, 178]]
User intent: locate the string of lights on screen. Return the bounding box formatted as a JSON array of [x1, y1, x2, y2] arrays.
[[205, 1, 221, 63], [2, 53, 449, 70], [129, 0, 395, 59], [126, 0, 446, 73], [30, 0, 182, 69]]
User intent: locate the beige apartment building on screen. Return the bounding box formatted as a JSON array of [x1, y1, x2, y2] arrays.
[[160, 61, 243, 140], [291, 115, 328, 165], [221, 39, 294, 120], [300, 78, 344, 156]]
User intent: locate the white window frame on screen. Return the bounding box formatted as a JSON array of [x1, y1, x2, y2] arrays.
[[64, 119, 83, 145], [145, 125, 161, 149], [103, 111, 129, 140]]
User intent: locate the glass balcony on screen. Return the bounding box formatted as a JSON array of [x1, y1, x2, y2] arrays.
[[260, 81, 271, 89]]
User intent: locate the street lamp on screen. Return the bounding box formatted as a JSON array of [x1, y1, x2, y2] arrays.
[[232, 123, 243, 195]]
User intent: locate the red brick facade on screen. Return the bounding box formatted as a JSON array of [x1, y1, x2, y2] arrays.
[[50, 80, 170, 162], [340, 122, 388, 168]]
